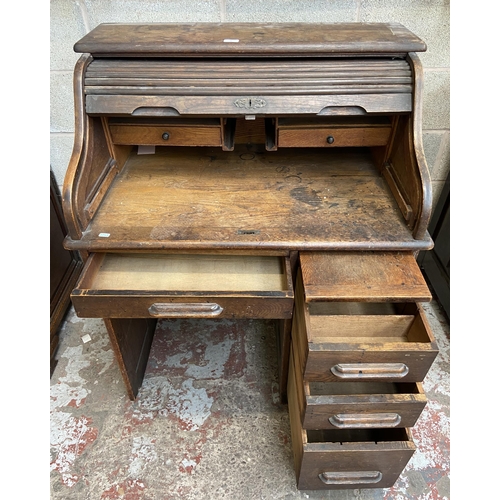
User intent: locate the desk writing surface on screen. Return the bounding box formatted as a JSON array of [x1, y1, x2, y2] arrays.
[[70, 146, 430, 252]]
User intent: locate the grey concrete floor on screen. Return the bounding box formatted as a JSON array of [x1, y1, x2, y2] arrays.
[[50, 301, 449, 500]]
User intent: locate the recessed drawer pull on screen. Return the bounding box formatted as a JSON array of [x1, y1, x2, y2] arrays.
[[331, 363, 409, 379], [328, 412, 402, 429], [319, 471, 382, 485], [148, 302, 223, 318]]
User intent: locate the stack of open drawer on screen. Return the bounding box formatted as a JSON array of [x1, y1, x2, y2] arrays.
[[288, 251, 438, 490]]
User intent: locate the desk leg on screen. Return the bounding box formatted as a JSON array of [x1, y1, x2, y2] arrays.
[[104, 318, 157, 400], [278, 318, 292, 404]]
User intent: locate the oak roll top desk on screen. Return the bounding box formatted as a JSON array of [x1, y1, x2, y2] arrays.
[[62, 23, 438, 490]]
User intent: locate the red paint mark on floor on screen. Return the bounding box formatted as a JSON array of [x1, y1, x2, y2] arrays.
[[122, 400, 155, 435], [100, 479, 146, 499], [66, 397, 86, 408], [223, 329, 247, 378], [50, 415, 98, 487], [179, 453, 203, 474], [278, 429, 289, 445]]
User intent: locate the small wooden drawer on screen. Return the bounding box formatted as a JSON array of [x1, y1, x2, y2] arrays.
[[277, 117, 392, 148], [291, 344, 427, 430], [71, 253, 294, 319], [288, 353, 415, 490], [109, 123, 222, 147]]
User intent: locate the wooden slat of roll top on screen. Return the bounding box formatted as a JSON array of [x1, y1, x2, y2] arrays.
[[84, 59, 412, 76], [84, 58, 412, 96], [86, 86, 413, 96], [85, 78, 412, 87], [85, 59, 411, 74]]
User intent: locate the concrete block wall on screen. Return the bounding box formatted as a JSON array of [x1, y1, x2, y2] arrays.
[[50, 0, 450, 210]]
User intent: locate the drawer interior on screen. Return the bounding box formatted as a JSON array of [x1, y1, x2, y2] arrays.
[[80, 253, 291, 292], [306, 381, 421, 396], [307, 427, 410, 444], [309, 302, 398, 315], [307, 302, 431, 344]]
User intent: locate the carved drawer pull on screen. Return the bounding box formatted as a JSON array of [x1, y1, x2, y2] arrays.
[[148, 302, 223, 318], [331, 363, 409, 379], [319, 471, 382, 485], [329, 412, 402, 428]]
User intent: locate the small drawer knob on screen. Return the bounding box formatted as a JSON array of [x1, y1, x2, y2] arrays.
[[162, 132, 170, 141], [326, 135, 334, 144]]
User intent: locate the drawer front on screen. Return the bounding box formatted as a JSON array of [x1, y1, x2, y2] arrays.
[[299, 438, 415, 490], [291, 340, 427, 429], [304, 346, 438, 383], [278, 126, 391, 148], [303, 383, 427, 430], [71, 253, 293, 319], [288, 346, 415, 490], [109, 124, 222, 146], [292, 343, 426, 430]]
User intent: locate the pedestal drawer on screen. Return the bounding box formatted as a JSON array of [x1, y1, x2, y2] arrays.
[[292, 281, 438, 383], [293, 251, 439, 383], [71, 253, 294, 319], [291, 343, 426, 430], [288, 352, 415, 490]]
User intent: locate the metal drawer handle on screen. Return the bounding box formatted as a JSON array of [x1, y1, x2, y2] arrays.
[[326, 135, 334, 144], [162, 132, 170, 140], [329, 412, 402, 429], [331, 362, 409, 379], [319, 471, 382, 485], [148, 302, 223, 318]]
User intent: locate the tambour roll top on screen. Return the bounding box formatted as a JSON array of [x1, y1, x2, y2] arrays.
[[74, 23, 426, 116]]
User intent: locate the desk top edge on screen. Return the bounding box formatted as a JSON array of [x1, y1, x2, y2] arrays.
[[74, 22, 426, 56]]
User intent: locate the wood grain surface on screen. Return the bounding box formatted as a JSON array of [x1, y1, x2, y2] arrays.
[[300, 251, 432, 302], [64, 146, 432, 252], [74, 23, 426, 56]]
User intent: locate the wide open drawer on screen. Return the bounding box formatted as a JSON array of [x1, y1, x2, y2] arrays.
[[292, 251, 438, 383], [288, 353, 415, 490], [291, 344, 426, 430], [71, 253, 294, 319], [293, 287, 438, 383]]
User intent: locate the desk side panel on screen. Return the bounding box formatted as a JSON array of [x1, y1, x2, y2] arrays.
[[62, 54, 122, 241], [378, 53, 432, 241]]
